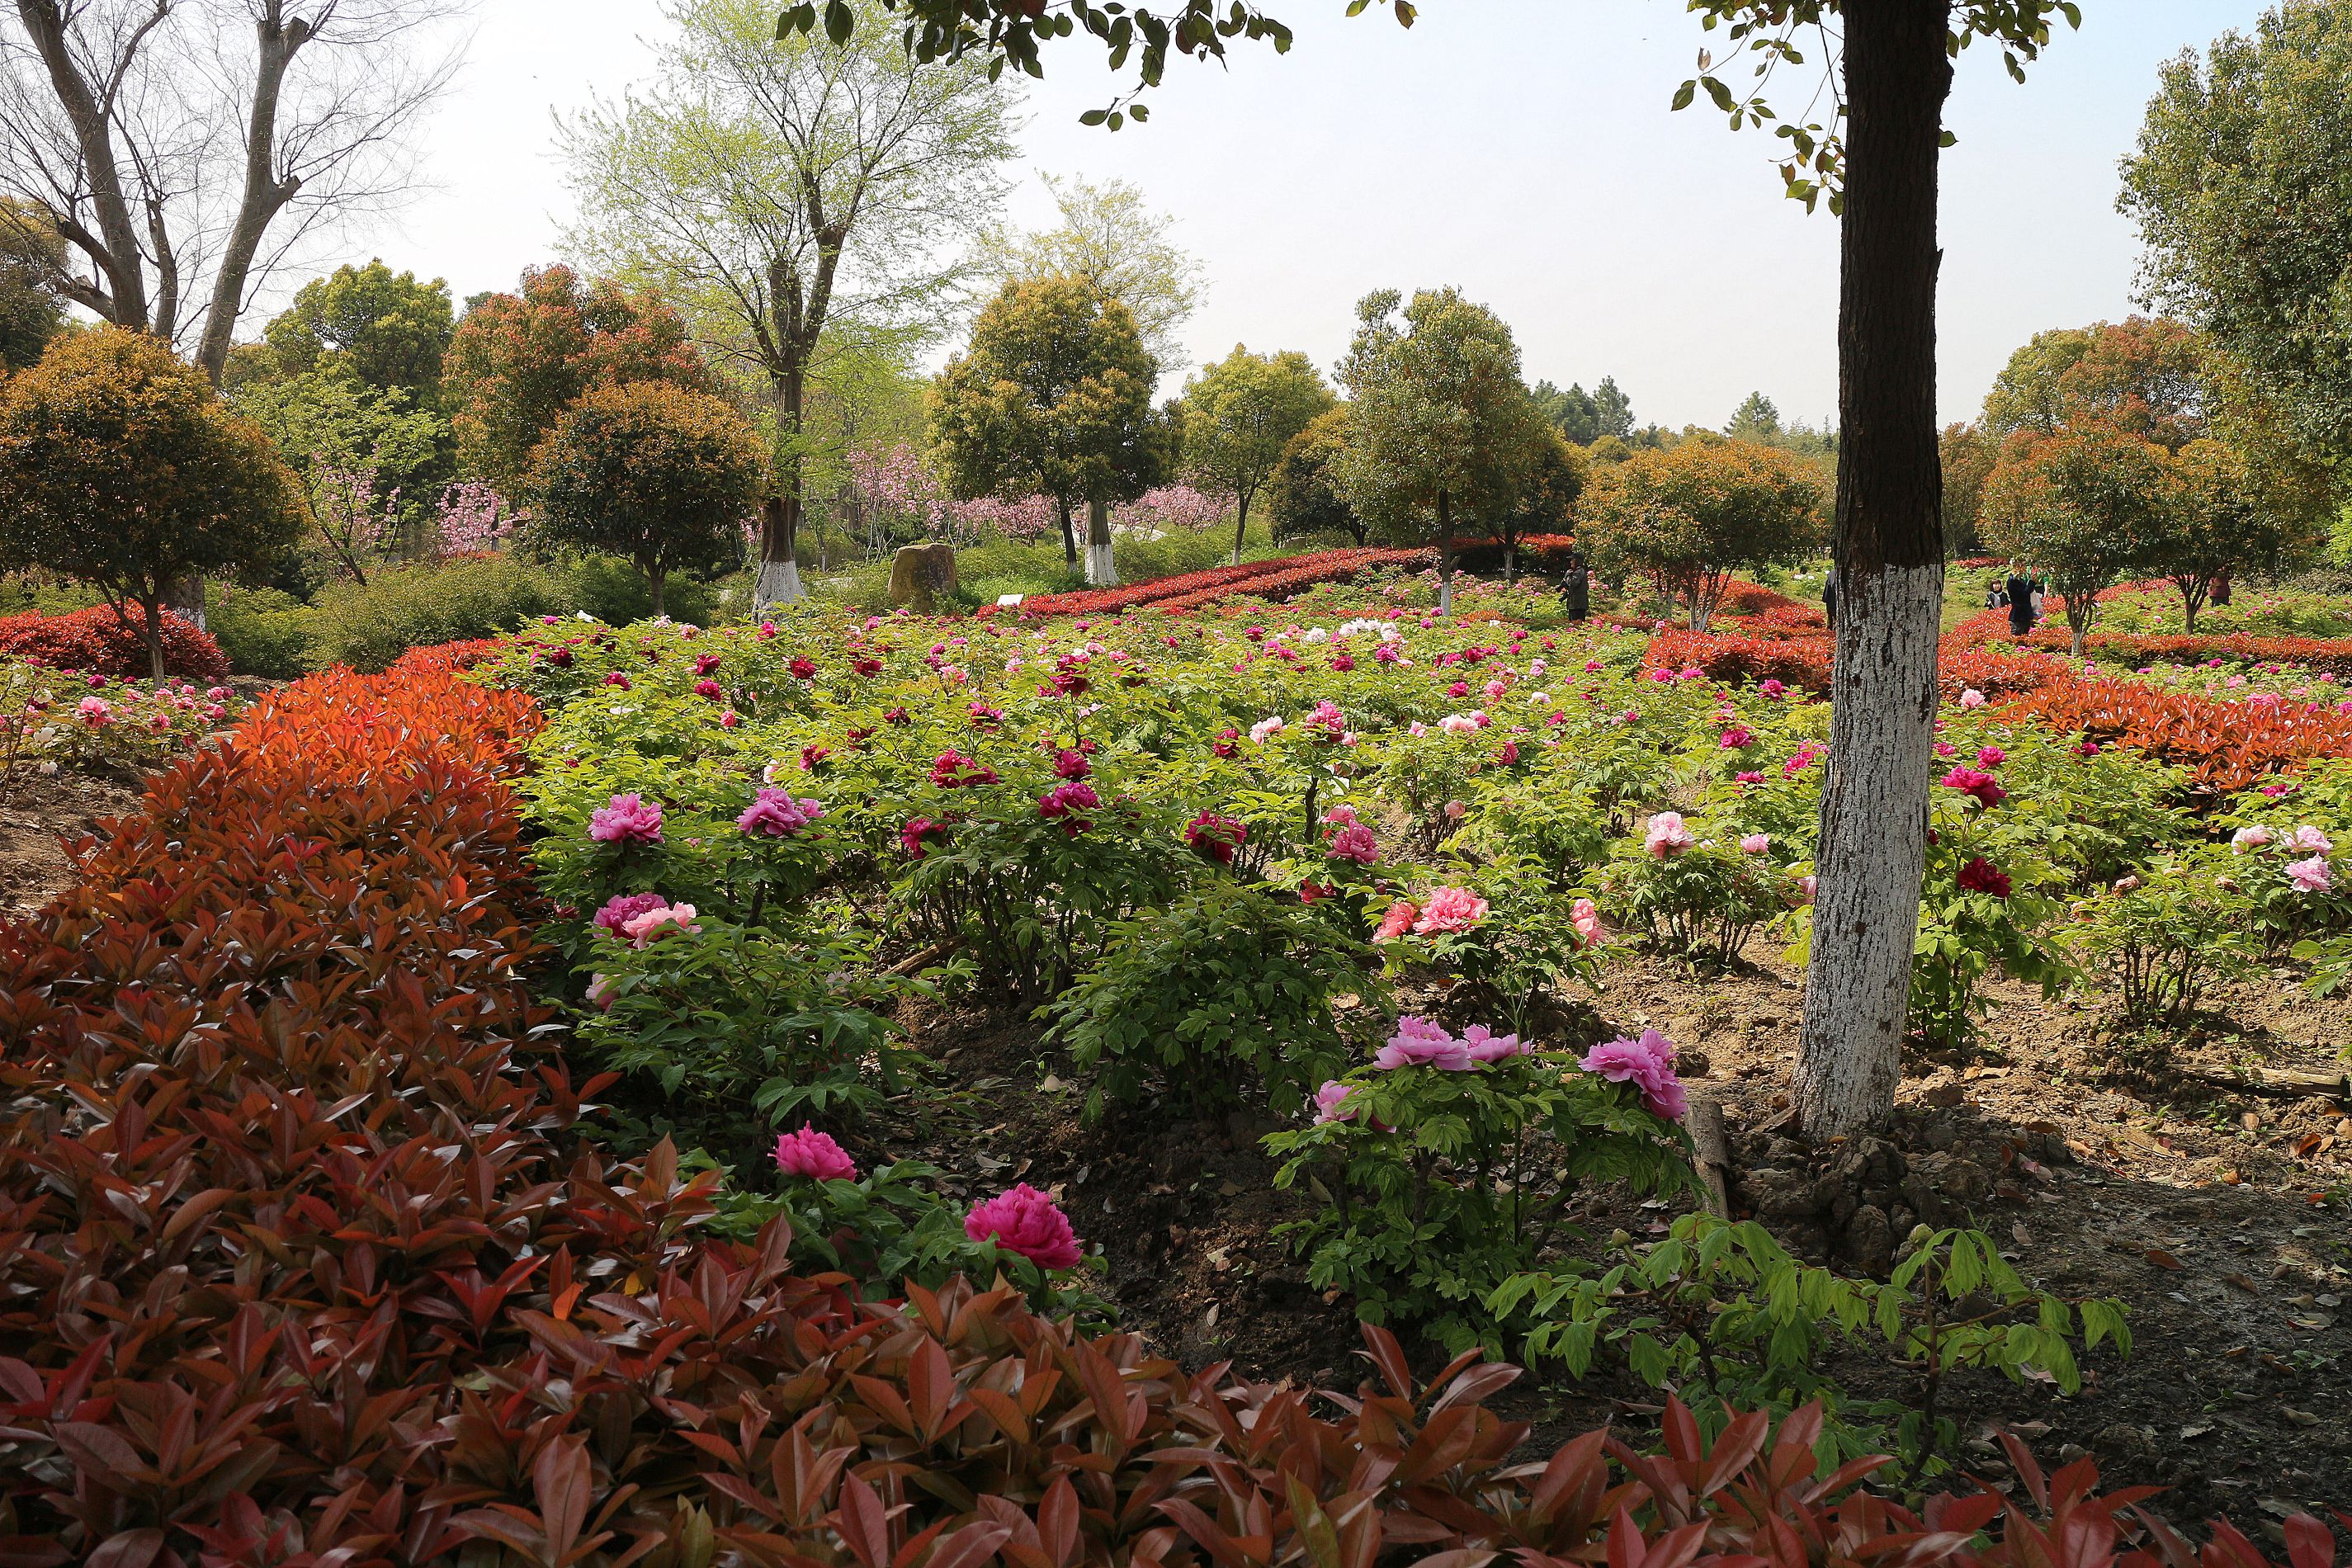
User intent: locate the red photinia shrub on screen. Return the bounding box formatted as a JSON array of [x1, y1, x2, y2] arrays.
[[2000, 670, 2352, 792], [1650, 626, 1834, 693], [1949, 597, 2352, 678], [385, 634, 512, 678], [1019, 545, 1438, 617], [0, 603, 229, 681]]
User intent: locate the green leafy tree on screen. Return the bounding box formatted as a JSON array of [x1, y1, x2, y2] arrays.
[[1265, 404, 1360, 545], [1576, 437, 1823, 630], [1978, 422, 2172, 656], [1726, 390, 1783, 441], [2146, 435, 2326, 627], [442, 263, 715, 494], [230, 371, 449, 586], [1533, 375, 1636, 444], [562, 0, 1016, 607], [1179, 344, 1333, 563], [930, 275, 1158, 578], [0, 328, 306, 678], [975, 174, 1202, 370], [1939, 421, 1999, 555], [2121, 3, 2352, 475], [1335, 286, 1548, 615], [237, 260, 456, 399], [1503, 427, 1588, 579], [0, 199, 66, 374], [527, 381, 766, 616]]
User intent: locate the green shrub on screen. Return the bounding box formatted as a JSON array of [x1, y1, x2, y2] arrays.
[[2062, 850, 2261, 1022], [561, 550, 722, 626], [207, 585, 317, 678], [305, 556, 560, 671], [1045, 879, 1378, 1118]]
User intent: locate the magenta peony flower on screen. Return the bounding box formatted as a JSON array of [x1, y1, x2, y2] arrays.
[[615, 900, 699, 947], [1939, 767, 2006, 810], [774, 1124, 858, 1182], [1579, 1028, 1687, 1120], [1412, 886, 1489, 934], [739, 787, 824, 838], [693, 653, 722, 677], [1325, 824, 1381, 865], [1759, 678, 1785, 699], [1719, 726, 1754, 749], [1976, 746, 2007, 768], [1052, 749, 1091, 780], [1185, 811, 1247, 865], [966, 1183, 1082, 1269], [592, 890, 668, 937], [901, 817, 948, 858], [1643, 811, 1696, 858], [1374, 1015, 1472, 1071], [589, 792, 664, 845], [789, 656, 817, 678], [693, 678, 723, 701]]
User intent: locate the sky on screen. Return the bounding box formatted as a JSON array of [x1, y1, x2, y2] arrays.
[[377, 0, 2271, 432]]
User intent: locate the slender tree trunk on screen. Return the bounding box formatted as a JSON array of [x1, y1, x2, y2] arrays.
[[140, 596, 165, 683], [1436, 490, 1455, 617], [1057, 498, 1077, 569], [1792, 0, 1951, 1140], [647, 564, 667, 617], [14, 0, 151, 327], [1086, 498, 1117, 586], [196, 7, 310, 384], [757, 495, 802, 606], [1231, 491, 1249, 565]]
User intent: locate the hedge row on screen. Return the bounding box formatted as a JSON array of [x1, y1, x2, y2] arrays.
[[1013, 536, 1582, 619], [0, 603, 229, 682]]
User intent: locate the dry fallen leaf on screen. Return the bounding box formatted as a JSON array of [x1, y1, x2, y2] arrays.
[[2144, 1249, 2184, 1271], [2222, 1273, 2259, 1293]]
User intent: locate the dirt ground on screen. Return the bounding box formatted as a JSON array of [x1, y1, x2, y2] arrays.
[[0, 765, 143, 918], [851, 939, 2351, 1537]]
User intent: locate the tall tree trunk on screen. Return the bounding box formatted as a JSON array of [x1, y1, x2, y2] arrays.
[[647, 564, 667, 617], [14, 0, 151, 328], [1792, 0, 1951, 1140], [1230, 491, 1249, 565], [140, 596, 165, 683], [196, 6, 310, 384], [1086, 498, 1117, 586], [1057, 498, 1077, 569]]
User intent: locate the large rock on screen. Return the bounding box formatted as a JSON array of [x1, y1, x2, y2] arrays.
[[888, 543, 960, 612]]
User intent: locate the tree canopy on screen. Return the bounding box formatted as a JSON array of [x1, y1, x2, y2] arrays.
[[1980, 316, 2207, 451], [235, 261, 456, 399], [1334, 286, 1547, 614], [0, 198, 66, 375], [527, 381, 766, 616], [1978, 421, 2172, 656], [0, 327, 307, 676], [929, 275, 1159, 568], [975, 174, 1203, 371], [2122, 2, 2352, 475], [1533, 375, 1634, 445], [1575, 437, 1822, 631], [1179, 344, 1332, 563], [442, 264, 715, 493], [1265, 404, 1359, 546]]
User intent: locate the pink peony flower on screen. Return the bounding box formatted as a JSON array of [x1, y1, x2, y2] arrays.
[[1940, 767, 2006, 810], [1460, 1024, 1525, 1064], [1374, 1015, 1472, 1071], [965, 1183, 1082, 1269], [1325, 824, 1381, 865], [589, 792, 664, 845], [1959, 688, 1987, 710], [1644, 811, 1696, 858], [739, 788, 824, 838], [76, 695, 111, 725], [2287, 825, 2333, 854], [1570, 896, 1604, 946], [2232, 825, 2274, 852], [2287, 856, 2333, 894], [584, 972, 616, 1011], [618, 900, 699, 947], [1412, 886, 1489, 934], [1976, 746, 2007, 768], [1443, 799, 1468, 821], [1373, 899, 1419, 942], [901, 817, 947, 858], [1797, 874, 1817, 904], [1185, 811, 1247, 865], [1579, 1028, 1687, 1120], [1738, 833, 1770, 856], [774, 1124, 859, 1182], [1249, 716, 1285, 744], [1313, 1080, 1358, 1124]]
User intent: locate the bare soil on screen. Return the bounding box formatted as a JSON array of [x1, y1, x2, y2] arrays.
[[0, 765, 144, 918]]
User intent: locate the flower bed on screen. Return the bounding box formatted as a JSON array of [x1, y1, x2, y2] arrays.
[[1950, 599, 2352, 678], [0, 602, 229, 681], [7, 653, 2316, 1562]]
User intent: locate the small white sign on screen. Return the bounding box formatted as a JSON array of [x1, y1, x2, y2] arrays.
[[997, 593, 1025, 608]]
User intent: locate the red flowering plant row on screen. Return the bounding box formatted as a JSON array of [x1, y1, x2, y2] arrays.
[[1951, 597, 2352, 679], [0, 602, 229, 682], [1013, 545, 1439, 618]]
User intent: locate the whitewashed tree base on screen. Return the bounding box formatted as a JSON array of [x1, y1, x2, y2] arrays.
[[1794, 560, 1943, 1137], [1085, 541, 1117, 587], [754, 557, 805, 609]]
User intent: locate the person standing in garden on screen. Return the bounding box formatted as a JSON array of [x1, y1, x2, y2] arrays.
[[2005, 564, 2035, 638], [1559, 545, 1590, 621]]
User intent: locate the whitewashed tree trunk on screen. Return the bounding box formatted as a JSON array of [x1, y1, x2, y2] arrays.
[[1085, 498, 1117, 587], [755, 555, 804, 607], [1794, 561, 1942, 1134], [1790, 0, 1953, 1140]]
